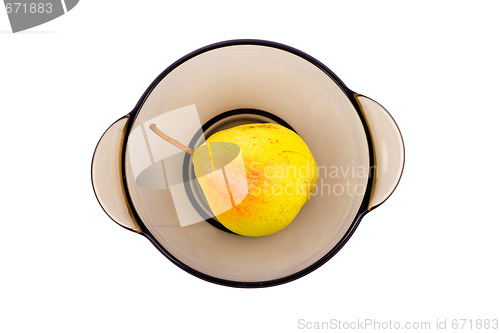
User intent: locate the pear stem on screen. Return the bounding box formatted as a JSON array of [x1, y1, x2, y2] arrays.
[[149, 123, 194, 155]]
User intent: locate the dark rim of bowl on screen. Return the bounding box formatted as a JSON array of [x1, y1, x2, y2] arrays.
[[120, 39, 375, 288]]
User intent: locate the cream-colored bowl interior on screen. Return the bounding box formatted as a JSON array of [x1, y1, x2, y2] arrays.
[[124, 44, 369, 283]]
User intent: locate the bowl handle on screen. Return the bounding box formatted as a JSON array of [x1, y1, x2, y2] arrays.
[[91, 116, 141, 232], [354, 94, 405, 210]]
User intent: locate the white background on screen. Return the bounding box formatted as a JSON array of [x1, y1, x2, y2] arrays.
[[1, 1, 499, 332]]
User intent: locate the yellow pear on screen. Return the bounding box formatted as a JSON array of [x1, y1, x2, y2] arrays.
[[193, 123, 317, 237]]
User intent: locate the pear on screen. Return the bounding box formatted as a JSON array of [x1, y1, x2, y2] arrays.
[[150, 123, 318, 237]]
